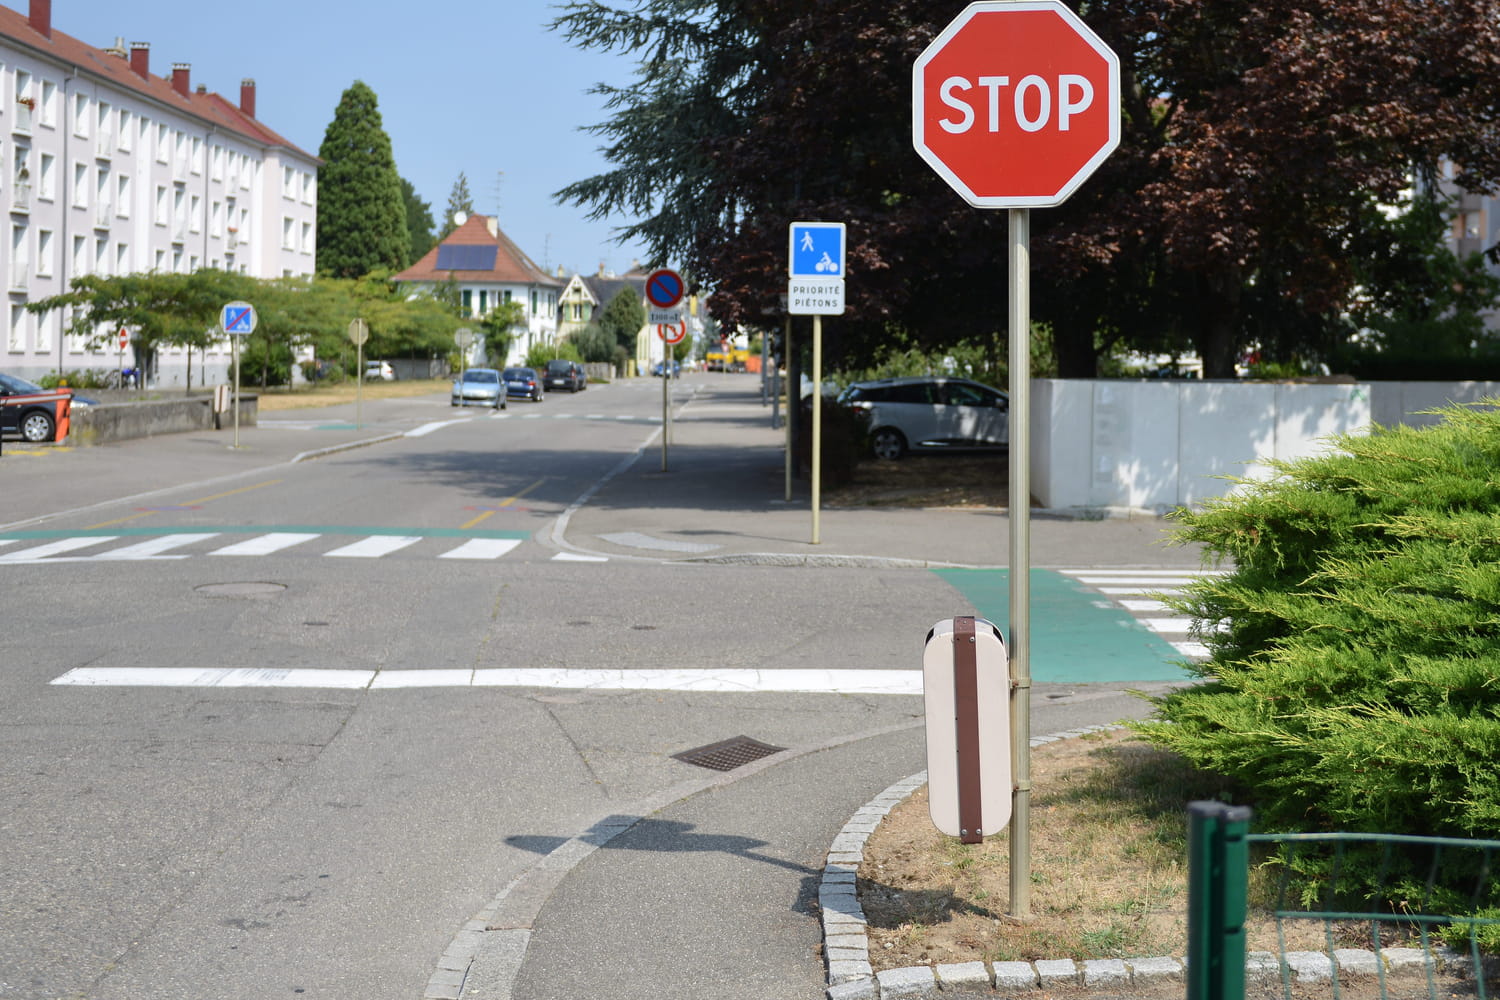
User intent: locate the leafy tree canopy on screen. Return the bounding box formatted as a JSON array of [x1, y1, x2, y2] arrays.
[[597, 287, 645, 352], [554, 0, 1500, 377], [439, 172, 476, 241], [402, 177, 437, 264]]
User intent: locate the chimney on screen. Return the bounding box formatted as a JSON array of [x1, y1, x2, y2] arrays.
[[130, 42, 149, 78], [239, 78, 256, 118], [28, 0, 50, 39], [171, 63, 190, 97], [486, 217, 498, 238]]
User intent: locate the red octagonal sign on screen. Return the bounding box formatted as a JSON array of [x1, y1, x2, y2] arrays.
[[913, 0, 1120, 208]]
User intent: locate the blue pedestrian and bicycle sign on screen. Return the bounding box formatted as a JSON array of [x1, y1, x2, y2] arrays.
[[789, 222, 846, 278], [221, 301, 257, 336]]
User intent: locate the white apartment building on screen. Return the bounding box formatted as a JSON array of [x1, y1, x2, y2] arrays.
[[0, 0, 318, 385]]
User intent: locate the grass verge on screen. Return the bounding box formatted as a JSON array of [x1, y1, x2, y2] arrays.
[[253, 378, 451, 411]]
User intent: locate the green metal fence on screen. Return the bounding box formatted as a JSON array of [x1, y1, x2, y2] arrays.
[[1187, 801, 1500, 1000]]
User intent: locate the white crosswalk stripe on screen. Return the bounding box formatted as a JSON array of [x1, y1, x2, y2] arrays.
[[1060, 567, 1224, 660], [0, 531, 547, 564]]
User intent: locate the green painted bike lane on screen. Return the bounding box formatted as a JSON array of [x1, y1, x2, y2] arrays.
[[935, 567, 1191, 683]]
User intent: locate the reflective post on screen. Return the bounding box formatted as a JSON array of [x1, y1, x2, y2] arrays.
[[1008, 207, 1032, 917], [811, 313, 822, 544]]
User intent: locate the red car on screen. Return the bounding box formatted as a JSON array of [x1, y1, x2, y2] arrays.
[[0, 373, 73, 443]]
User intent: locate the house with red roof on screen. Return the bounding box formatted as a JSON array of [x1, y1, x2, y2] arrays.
[[0, 0, 319, 384], [394, 213, 561, 367]]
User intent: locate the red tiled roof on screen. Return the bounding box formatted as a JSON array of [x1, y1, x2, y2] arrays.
[[395, 215, 561, 287], [0, 3, 315, 159]]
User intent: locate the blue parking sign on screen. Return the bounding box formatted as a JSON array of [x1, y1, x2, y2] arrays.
[[789, 222, 846, 278]]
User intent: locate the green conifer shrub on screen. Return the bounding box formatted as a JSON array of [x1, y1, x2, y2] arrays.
[[1134, 401, 1500, 839]]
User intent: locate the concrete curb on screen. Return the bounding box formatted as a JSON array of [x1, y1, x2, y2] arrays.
[[817, 728, 1466, 999], [290, 432, 406, 463]]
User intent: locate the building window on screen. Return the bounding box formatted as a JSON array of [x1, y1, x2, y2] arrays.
[[283, 166, 295, 198], [72, 234, 86, 274], [71, 92, 88, 136], [191, 136, 202, 174], [35, 228, 52, 276], [35, 152, 53, 201], [118, 109, 132, 152], [116, 242, 128, 273], [300, 221, 312, 253], [155, 185, 168, 225], [281, 216, 294, 249], [95, 238, 107, 273], [462, 289, 473, 315], [8, 304, 26, 351], [36, 309, 54, 353], [154, 249, 166, 271], [116, 175, 131, 217], [189, 194, 201, 233], [210, 145, 223, 181], [210, 200, 222, 237], [72, 162, 88, 208], [302, 173, 314, 204], [156, 123, 168, 163], [38, 80, 57, 127]]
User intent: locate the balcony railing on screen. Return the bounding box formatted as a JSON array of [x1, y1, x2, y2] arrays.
[[11, 182, 31, 213], [10, 261, 29, 291], [95, 201, 112, 228], [96, 132, 113, 158], [12, 103, 33, 134]]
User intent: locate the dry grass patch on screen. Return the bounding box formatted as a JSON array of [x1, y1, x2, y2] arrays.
[[858, 728, 1353, 971], [254, 378, 450, 411]]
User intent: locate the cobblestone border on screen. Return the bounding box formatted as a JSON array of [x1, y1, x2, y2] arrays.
[[819, 726, 1467, 1000]]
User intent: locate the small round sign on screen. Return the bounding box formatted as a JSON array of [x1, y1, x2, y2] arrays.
[[118, 328, 128, 351], [657, 321, 687, 345], [645, 268, 686, 310]]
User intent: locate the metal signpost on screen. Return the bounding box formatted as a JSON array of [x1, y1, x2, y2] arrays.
[[645, 268, 686, 471], [348, 318, 370, 429], [788, 222, 846, 545], [221, 300, 257, 448], [912, 0, 1120, 916]]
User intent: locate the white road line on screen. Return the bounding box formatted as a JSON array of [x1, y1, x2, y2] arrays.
[[93, 533, 217, 560], [406, 419, 469, 438], [1120, 598, 1172, 613], [52, 666, 924, 695], [552, 552, 608, 562], [210, 532, 321, 556], [324, 535, 423, 558], [439, 538, 523, 560], [0, 536, 118, 562]]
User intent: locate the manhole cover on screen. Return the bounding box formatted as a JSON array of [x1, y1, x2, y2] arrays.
[[194, 582, 287, 599], [672, 736, 786, 772]]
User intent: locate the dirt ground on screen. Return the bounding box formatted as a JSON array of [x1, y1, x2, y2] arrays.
[[853, 730, 1493, 998], [825, 453, 1011, 509]]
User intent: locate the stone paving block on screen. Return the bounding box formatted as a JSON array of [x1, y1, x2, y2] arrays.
[[936, 961, 991, 991], [1083, 958, 1130, 985], [827, 977, 877, 1000], [1286, 951, 1335, 981], [993, 960, 1038, 989], [1128, 956, 1183, 982], [829, 852, 864, 865], [1382, 947, 1432, 972], [831, 833, 869, 854], [1035, 958, 1078, 986], [829, 960, 874, 985], [878, 965, 938, 998], [824, 869, 857, 885], [825, 933, 868, 952], [1246, 952, 1280, 980], [829, 948, 871, 964], [1335, 949, 1379, 975]]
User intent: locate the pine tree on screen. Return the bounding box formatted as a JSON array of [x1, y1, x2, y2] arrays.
[[439, 172, 476, 240], [315, 81, 411, 278], [401, 177, 436, 263]]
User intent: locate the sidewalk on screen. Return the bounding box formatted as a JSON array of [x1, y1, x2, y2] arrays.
[[557, 379, 1197, 570]]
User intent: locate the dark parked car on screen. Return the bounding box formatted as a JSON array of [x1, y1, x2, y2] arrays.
[[0, 372, 76, 443], [543, 359, 587, 393], [503, 367, 544, 402], [837, 376, 1008, 460]]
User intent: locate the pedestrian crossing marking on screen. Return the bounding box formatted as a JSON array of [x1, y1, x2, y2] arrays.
[[0, 526, 540, 564], [210, 532, 321, 556], [324, 535, 423, 558]]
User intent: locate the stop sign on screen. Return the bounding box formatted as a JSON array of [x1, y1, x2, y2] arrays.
[[913, 0, 1120, 208]]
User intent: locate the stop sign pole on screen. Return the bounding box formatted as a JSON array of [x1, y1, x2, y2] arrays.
[[913, 0, 1119, 918]]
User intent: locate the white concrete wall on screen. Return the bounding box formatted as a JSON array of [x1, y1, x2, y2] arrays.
[[1032, 380, 1377, 513]]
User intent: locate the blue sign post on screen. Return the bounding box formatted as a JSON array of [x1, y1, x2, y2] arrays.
[[789, 222, 846, 277]]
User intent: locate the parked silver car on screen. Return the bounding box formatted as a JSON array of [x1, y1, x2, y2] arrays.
[[837, 376, 1008, 460], [451, 368, 507, 409]]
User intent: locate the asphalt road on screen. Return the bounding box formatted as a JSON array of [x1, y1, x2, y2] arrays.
[[0, 376, 1195, 1000]]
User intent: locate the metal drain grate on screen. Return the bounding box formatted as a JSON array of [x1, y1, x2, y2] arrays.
[[672, 736, 787, 772]]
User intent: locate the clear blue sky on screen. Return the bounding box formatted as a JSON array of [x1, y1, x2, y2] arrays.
[[49, 0, 654, 277]]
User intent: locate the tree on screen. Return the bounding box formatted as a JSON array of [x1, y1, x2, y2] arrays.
[[316, 81, 411, 278], [597, 288, 644, 354], [571, 322, 616, 364], [401, 177, 436, 264], [439, 172, 476, 241], [554, 0, 1500, 377], [479, 300, 526, 367]]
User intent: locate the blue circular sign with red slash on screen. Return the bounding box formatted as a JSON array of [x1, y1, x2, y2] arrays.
[[645, 268, 685, 309]]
